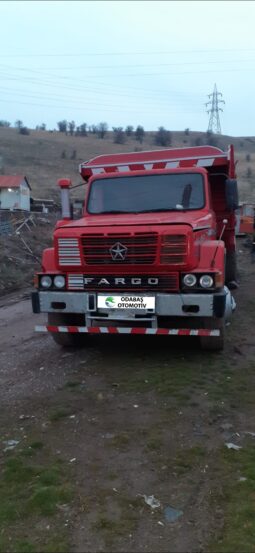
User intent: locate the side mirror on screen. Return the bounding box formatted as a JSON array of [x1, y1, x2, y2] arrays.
[[225, 179, 239, 211]]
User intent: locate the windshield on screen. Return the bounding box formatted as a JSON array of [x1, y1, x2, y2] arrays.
[[87, 173, 205, 214]]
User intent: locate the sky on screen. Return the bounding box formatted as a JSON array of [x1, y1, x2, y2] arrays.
[[0, 0, 255, 136]]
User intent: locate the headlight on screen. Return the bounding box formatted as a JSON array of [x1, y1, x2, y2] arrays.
[[199, 275, 214, 288], [183, 274, 197, 287], [54, 275, 65, 289], [40, 275, 52, 289]]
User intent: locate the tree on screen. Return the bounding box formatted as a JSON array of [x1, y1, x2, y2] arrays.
[[206, 131, 219, 147], [79, 123, 87, 136], [0, 120, 11, 127], [113, 127, 126, 144], [57, 120, 67, 133], [15, 120, 23, 130], [135, 125, 145, 143], [35, 123, 46, 131], [184, 128, 190, 136], [155, 127, 172, 147], [68, 121, 75, 136], [89, 125, 98, 134], [125, 125, 134, 137], [97, 122, 108, 139]]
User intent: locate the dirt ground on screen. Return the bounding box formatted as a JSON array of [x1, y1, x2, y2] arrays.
[[1, 244, 255, 553]]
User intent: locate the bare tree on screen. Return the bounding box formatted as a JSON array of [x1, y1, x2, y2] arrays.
[[57, 120, 68, 133], [89, 125, 98, 134], [97, 122, 108, 139], [135, 125, 145, 143], [15, 120, 23, 130], [125, 125, 134, 137], [68, 121, 76, 136], [155, 127, 172, 147], [113, 127, 126, 144]]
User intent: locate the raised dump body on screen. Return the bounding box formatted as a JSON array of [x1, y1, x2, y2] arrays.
[[32, 145, 238, 350]]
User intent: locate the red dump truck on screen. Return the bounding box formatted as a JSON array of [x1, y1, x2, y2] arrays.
[[32, 145, 238, 350]]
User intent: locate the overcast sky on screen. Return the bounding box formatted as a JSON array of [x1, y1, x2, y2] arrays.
[[0, 0, 254, 136]]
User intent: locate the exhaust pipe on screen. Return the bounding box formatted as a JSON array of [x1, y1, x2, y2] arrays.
[[58, 178, 72, 220]]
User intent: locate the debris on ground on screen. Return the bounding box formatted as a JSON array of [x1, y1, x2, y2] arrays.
[[225, 442, 242, 450], [142, 495, 161, 509], [164, 506, 183, 522], [3, 439, 20, 451]]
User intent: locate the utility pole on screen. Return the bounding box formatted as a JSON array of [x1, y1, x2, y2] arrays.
[[205, 84, 225, 134]]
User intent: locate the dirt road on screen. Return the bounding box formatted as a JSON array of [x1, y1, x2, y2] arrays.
[[1, 246, 255, 553]]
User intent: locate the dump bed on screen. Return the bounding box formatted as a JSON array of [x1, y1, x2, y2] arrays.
[[80, 145, 235, 181]]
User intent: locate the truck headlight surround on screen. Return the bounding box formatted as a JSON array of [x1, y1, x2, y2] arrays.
[[54, 275, 66, 289], [40, 275, 52, 289], [199, 275, 214, 288], [183, 274, 197, 287]]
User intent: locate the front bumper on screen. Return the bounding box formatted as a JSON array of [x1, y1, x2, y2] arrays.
[[32, 288, 234, 320]]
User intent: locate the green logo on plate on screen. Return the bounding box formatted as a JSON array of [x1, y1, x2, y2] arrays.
[[105, 296, 115, 308]]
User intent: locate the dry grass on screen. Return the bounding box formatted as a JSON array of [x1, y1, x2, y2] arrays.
[[0, 127, 255, 202]]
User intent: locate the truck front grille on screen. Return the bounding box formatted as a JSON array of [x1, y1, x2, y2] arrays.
[[58, 238, 82, 266], [81, 232, 158, 265], [67, 273, 179, 292], [160, 235, 188, 265]]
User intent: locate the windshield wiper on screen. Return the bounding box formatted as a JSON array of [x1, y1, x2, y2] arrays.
[[137, 208, 176, 213], [92, 210, 132, 214]]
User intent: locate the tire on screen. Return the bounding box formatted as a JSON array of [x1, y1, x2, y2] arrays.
[[200, 318, 225, 351], [48, 313, 86, 347], [225, 250, 237, 285]]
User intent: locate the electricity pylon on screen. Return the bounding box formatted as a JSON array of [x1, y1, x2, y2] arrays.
[[205, 84, 225, 134]]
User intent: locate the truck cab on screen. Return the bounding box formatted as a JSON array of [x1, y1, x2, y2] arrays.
[[32, 145, 238, 350]]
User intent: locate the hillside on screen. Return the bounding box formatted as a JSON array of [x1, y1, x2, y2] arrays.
[[1, 127, 255, 202]]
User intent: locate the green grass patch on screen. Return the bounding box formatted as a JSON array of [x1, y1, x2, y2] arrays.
[[209, 443, 255, 552], [116, 354, 216, 399], [146, 436, 163, 451], [0, 455, 71, 524], [21, 441, 44, 457], [0, 447, 72, 553], [63, 380, 81, 389], [29, 440, 44, 450], [172, 445, 206, 475], [106, 432, 130, 450], [48, 408, 73, 422], [92, 492, 141, 547], [0, 536, 70, 553]]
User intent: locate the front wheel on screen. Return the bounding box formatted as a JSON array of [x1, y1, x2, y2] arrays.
[[200, 318, 225, 351], [48, 313, 86, 347]]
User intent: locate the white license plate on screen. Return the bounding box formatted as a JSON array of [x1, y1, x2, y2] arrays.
[[97, 295, 155, 310]]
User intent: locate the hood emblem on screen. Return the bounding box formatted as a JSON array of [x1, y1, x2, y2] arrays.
[[110, 242, 128, 261]]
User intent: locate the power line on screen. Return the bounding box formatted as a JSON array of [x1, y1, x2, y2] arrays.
[[0, 47, 255, 57], [205, 84, 225, 134]]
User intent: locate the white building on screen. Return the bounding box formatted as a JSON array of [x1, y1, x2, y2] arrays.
[[0, 175, 31, 211]]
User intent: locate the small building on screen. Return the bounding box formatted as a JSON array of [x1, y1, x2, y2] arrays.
[[0, 175, 31, 211]]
